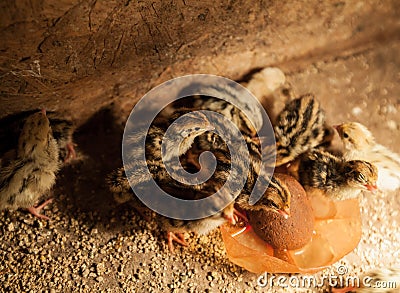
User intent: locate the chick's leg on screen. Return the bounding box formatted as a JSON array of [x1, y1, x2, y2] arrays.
[[167, 232, 188, 252], [26, 198, 53, 220], [64, 142, 76, 162]]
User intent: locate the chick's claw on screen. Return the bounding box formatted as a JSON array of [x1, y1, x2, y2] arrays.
[[233, 208, 248, 224], [26, 198, 53, 220], [167, 232, 188, 253], [64, 142, 77, 163]]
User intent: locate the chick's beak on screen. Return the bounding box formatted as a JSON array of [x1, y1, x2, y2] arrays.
[[41, 108, 47, 115], [278, 208, 290, 219], [224, 213, 236, 225], [333, 124, 341, 133], [365, 184, 378, 193]]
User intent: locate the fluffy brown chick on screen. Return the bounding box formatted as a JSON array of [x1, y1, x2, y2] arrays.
[[335, 122, 400, 191], [274, 94, 327, 166], [180, 132, 280, 229], [0, 110, 60, 219], [298, 149, 378, 200]]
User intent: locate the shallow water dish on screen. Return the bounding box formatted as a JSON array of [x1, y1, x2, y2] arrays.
[[220, 191, 362, 273]]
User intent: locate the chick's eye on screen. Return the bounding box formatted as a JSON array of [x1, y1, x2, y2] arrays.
[[357, 172, 366, 182], [343, 132, 349, 138], [194, 127, 200, 131], [269, 201, 280, 210]]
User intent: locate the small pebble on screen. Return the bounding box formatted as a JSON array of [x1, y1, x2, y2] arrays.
[[351, 106, 363, 115], [7, 222, 14, 232], [387, 120, 398, 130]]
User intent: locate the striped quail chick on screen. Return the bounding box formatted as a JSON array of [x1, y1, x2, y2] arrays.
[[171, 83, 264, 137], [181, 131, 279, 229], [274, 94, 328, 166], [298, 149, 378, 200], [236, 174, 291, 219], [107, 109, 214, 201], [335, 122, 400, 191], [108, 110, 239, 251], [0, 110, 60, 219], [185, 131, 276, 197]]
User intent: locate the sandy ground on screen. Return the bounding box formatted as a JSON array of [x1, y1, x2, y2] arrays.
[[1, 40, 399, 292]]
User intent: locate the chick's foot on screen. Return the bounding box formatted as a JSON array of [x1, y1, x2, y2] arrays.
[[167, 232, 188, 252], [64, 142, 77, 163], [26, 198, 53, 220]]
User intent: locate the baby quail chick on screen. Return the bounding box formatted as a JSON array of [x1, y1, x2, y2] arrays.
[[108, 109, 213, 200], [0, 110, 76, 163], [332, 267, 400, 293], [46, 114, 76, 162], [274, 94, 327, 166], [186, 131, 276, 199], [172, 82, 264, 137], [108, 110, 239, 251], [236, 175, 291, 219], [0, 110, 60, 219], [335, 122, 400, 191], [244, 67, 286, 102], [298, 150, 378, 200]]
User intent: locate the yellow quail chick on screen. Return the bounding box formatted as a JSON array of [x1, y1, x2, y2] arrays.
[[274, 94, 327, 166], [298, 149, 378, 200], [244, 67, 286, 102], [335, 122, 400, 191], [0, 110, 76, 163], [332, 267, 400, 293], [0, 110, 60, 219]]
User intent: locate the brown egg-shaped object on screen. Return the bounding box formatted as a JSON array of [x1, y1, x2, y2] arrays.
[[247, 173, 314, 250]]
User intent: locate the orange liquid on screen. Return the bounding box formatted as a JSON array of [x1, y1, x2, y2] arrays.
[[220, 192, 362, 273]]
